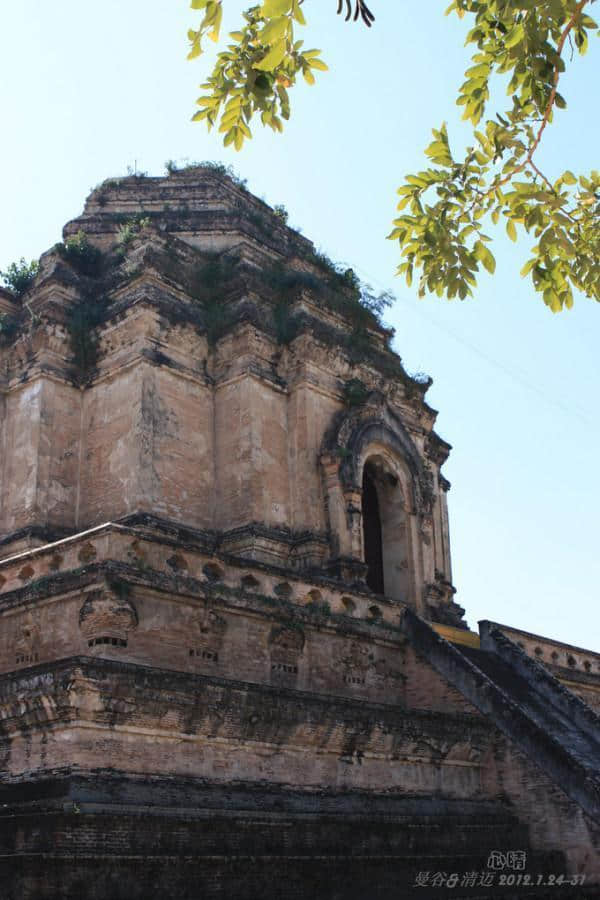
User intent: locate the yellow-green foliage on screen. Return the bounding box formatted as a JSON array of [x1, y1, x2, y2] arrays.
[[188, 0, 599, 311]]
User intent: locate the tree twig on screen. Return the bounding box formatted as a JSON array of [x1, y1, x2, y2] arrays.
[[473, 0, 589, 205]]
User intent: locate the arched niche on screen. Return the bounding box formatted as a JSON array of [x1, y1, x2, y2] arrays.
[[320, 398, 433, 609], [360, 451, 415, 603]]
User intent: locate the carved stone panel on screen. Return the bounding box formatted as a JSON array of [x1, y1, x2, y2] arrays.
[[338, 640, 371, 687], [79, 584, 138, 649], [14, 610, 41, 667], [188, 605, 227, 664], [269, 625, 304, 682]]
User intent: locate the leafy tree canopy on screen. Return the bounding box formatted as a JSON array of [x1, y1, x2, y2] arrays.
[[188, 0, 599, 311]]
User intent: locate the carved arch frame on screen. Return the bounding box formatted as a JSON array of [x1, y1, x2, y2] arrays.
[[320, 395, 435, 612]]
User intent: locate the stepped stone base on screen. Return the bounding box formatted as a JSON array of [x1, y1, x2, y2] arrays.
[[1, 773, 591, 900]]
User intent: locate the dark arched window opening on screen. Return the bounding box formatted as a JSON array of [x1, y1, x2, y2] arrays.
[[362, 464, 384, 594]]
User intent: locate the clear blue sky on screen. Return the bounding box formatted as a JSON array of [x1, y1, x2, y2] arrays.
[[1, 2, 598, 649]]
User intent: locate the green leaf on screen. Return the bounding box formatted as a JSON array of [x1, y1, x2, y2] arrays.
[[520, 259, 536, 277], [474, 240, 496, 274], [187, 43, 202, 60], [504, 24, 525, 48], [465, 63, 490, 78], [554, 93, 567, 109], [261, 0, 292, 16], [292, 1, 306, 24], [260, 16, 289, 45], [254, 39, 287, 71], [506, 219, 517, 242]]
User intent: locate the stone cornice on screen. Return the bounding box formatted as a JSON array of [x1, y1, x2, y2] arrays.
[[481, 619, 600, 663], [0, 517, 407, 626]]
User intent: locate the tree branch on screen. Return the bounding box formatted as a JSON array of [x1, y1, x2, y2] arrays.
[[478, 0, 589, 202], [525, 0, 589, 168]]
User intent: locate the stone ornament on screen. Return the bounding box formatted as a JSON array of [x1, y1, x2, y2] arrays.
[[269, 625, 304, 675], [79, 585, 138, 646], [195, 606, 227, 646], [14, 610, 42, 664], [338, 640, 371, 686], [188, 604, 228, 663], [15, 611, 41, 653], [323, 392, 433, 515]]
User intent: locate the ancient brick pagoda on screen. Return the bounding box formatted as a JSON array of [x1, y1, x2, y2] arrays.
[[0, 167, 598, 899]]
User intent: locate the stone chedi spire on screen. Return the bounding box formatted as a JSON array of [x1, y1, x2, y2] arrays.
[[1, 168, 598, 899], [0, 165, 458, 627]]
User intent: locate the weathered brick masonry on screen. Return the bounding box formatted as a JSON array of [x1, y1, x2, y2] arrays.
[[0, 168, 598, 898]]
